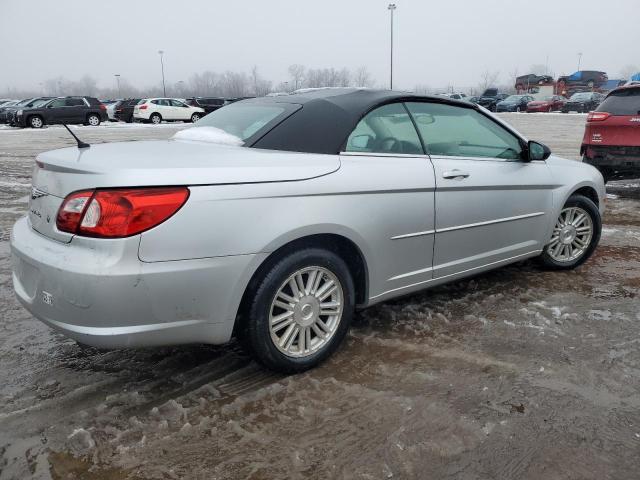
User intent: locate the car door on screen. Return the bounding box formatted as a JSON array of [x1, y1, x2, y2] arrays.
[[339, 102, 436, 298], [155, 99, 172, 119], [65, 97, 87, 123], [43, 98, 68, 124], [170, 99, 190, 120], [405, 101, 554, 280]]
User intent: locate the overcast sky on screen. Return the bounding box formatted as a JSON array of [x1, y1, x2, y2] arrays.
[[1, 0, 638, 92]]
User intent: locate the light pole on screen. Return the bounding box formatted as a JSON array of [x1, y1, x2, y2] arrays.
[[577, 52, 583, 72], [114, 74, 121, 98], [388, 4, 396, 90], [158, 50, 166, 96]]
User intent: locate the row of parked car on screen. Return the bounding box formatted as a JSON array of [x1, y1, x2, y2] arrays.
[[439, 89, 606, 113], [0, 96, 243, 128]]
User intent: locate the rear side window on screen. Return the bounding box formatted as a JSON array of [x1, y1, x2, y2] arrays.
[[66, 98, 85, 107], [597, 89, 640, 115], [406, 102, 523, 160], [345, 103, 423, 155]]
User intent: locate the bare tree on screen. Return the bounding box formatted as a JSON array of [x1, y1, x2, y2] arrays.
[[478, 70, 500, 92], [353, 66, 373, 87], [250, 66, 272, 97], [288, 64, 305, 90]]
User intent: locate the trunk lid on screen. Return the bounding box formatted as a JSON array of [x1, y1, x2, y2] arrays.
[[33, 139, 341, 197], [30, 140, 340, 242]]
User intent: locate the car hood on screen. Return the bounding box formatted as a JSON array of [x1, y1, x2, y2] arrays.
[[34, 139, 341, 198]]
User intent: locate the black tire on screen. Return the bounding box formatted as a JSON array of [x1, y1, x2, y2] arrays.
[[29, 115, 44, 128], [190, 113, 201, 123], [538, 194, 601, 270], [240, 248, 355, 373], [86, 113, 101, 127], [150, 113, 162, 125]]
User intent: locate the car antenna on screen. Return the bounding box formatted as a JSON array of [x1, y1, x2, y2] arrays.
[[62, 123, 90, 149]]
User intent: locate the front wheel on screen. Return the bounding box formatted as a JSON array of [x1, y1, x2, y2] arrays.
[[190, 113, 201, 123], [538, 194, 601, 270], [29, 116, 44, 128], [240, 248, 355, 373]]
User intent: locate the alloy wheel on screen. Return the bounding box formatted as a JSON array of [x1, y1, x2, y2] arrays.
[[30, 117, 43, 128], [88, 115, 100, 126], [546, 207, 593, 262], [269, 266, 344, 358]]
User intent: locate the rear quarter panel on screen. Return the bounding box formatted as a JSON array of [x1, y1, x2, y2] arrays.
[[138, 155, 437, 300]]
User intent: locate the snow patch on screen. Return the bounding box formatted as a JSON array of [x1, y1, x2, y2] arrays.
[[172, 126, 243, 146]]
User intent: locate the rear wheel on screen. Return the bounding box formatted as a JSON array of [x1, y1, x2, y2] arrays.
[[548, 106, 553, 113], [29, 116, 43, 128], [240, 248, 355, 373], [87, 113, 101, 126], [150, 113, 162, 125], [538, 195, 601, 270]]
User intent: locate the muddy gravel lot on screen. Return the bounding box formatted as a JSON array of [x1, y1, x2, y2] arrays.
[[1, 115, 639, 480]]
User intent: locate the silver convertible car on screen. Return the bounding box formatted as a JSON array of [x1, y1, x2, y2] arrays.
[[11, 88, 604, 372]]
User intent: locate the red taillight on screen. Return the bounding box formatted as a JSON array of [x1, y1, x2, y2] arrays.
[[56, 187, 189, 238], [139, 104, 148, 110], [99, 104, 107, 111], [587, 112, 611, 122]]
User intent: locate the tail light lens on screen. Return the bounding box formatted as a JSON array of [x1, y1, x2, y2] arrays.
[[99, 104, 107, 111], [56, 187, 190, 238], [587, 112, 610, 122], [139, 105, 148, 110]]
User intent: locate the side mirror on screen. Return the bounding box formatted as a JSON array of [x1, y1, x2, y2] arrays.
[[527, 140, 551, 161], [349, 134, 373, 150]]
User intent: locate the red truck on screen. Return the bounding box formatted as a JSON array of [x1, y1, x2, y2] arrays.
[[581, 83, 640, 182]]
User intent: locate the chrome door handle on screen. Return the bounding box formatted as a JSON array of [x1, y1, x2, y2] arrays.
[[442, 169, 470, 179]]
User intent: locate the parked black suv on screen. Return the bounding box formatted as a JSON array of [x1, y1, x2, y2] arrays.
[[185, 97, 226, 115], [114, 98, 140, 123], [14, 96, 107, 128], [476, 89, 509, 112]]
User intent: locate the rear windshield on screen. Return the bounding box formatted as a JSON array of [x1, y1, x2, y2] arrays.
[[196, 102, 299, 141], [570, 93, 592, 101], [597, 89, 640, 115]]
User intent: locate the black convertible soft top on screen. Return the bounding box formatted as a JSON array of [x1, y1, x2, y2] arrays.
[[246, 88, 476, 155]]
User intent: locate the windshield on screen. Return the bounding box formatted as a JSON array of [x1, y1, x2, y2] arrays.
[[15, 98, 35, 107], [195, 102, 294, 141], [570, 93, 592, 101], [504, 95, 524, 102]]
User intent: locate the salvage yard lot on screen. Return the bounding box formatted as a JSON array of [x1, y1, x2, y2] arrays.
[[1, 114, 639, 479]]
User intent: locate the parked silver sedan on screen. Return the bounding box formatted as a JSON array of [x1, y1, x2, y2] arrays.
[[11, 88, 604, 372]]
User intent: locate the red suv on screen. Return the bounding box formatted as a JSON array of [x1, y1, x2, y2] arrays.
[[581, 83, 640, 182]]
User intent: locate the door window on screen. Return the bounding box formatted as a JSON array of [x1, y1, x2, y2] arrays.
[[344, 103, 423, 155], [405, 102, 523, 160], [47, 99, 66, 108], [170, 99, 187, 107]]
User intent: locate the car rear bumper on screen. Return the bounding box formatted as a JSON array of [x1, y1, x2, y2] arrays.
[[10, 216, 260, 348], [582, 145, 640, 181]]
